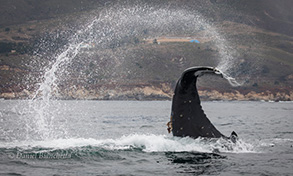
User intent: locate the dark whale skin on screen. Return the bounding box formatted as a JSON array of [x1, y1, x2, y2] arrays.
[[169, 66, 226, 139]]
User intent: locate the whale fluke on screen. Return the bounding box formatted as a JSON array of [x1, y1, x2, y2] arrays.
[[167, 66, 237, 141]]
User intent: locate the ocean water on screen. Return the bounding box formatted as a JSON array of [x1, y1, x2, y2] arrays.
[[0, 100, 292, 175]]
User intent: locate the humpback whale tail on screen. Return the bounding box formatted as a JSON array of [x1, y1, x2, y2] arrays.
[[168, 66, 238, 142]]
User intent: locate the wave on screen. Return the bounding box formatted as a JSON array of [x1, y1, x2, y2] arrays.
[[0, 134, 256, 155], [257, 138, 293, 148]]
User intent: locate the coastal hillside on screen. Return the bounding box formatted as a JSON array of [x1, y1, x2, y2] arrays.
[[0, 0, 292, 101]]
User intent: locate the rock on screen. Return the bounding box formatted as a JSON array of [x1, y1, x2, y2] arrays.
[[0, 83, 292, 101]]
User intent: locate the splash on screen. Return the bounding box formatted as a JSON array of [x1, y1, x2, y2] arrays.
[[24, 18, 99, 140], [30, 3, 243, 99], [23, 3, 243, 140], [219, 70, 244, 87], [0, 134, 257, 154]]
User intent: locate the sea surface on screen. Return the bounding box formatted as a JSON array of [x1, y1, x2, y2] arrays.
[[0, 100, 292, 175]]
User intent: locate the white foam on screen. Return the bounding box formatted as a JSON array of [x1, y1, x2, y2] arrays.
[[1, 134, 257, 153], [258, 138, 293, 147]]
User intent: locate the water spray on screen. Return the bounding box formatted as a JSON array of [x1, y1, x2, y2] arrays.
[[24, 3, 244, 140]]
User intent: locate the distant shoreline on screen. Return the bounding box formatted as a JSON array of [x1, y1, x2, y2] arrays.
[[1, 88, 292, 102]]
